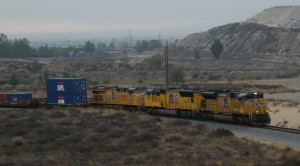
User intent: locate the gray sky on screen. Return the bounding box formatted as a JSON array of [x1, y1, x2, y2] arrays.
[[1, 0, 300, 40]]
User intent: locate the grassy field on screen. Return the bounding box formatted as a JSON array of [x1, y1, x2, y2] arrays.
[[0, 108, 300, 165]]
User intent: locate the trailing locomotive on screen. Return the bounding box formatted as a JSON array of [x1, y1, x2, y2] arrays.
[[92, 87, 271, 125]]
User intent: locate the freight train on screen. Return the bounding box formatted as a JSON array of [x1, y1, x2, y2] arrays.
[[0, 78, 271, 125]]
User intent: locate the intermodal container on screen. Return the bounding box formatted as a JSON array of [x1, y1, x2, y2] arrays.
[[0, 93, 8, 104], [7, 92, 32, 102], [46, 78, 87, 94], [0, 92, 32, 107], [47, 93, 87, 105]]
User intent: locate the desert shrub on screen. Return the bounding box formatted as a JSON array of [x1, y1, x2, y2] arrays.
[[184, 124, 207, 136], [126, 133, 158, 143], [150, 117, 162, 122], [209, 128, 234, 138], [86, 134, 108, 143], [80, 112, 94, 119], [4, 121, 17, 128], [98, 144, 122, 153], [69, 152, 89, 165], [165, 135, 183, 143], [0, 161, 15, 166], [110, 118, 127, 127], [18, 159, 58, 166], [50, 110, 67, 118], [76, 117, 98, 127], [103, 80, 110, 84], [137, 120, 156, 129], [95, 124, 111, 133], [66, 131, 86, 143], [30, 109, 48, 117], [107, 130, 125, 138], [126, 128, 138, 135], [273, 109, 280, 113], [169, 119, 191, 126], [286, 102, 298, 107], [10, 128, 27, 137], [56, 118, 73, 126], [147, 126, 163, 133], [6, 112, 19, 119], [27, 121, 43, 128], [145, 153, 162, 163], [13, 137, 25, 147], [105, 112, 126, 120], [123, 156, 145, 165], [68, 109, 81, 116], [180, 140, 193, 146], [29, 125, 71, 145], [73, 141, 93, 153], [99, 153, 123, 164]]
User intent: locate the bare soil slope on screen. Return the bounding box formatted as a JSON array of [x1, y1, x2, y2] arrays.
[[172, 23, 300, 60], [247, 6, 300, 29]]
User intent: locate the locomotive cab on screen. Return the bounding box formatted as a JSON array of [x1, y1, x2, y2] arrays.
[[240, 92, 271, 125]]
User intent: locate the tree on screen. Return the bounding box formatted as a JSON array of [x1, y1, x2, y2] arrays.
[[227, 75, 234, 84], [9, 73, 20, 85], [210, 39, 224, 59], [12, 38, 35, 57], [149, 53, 163, 68], [194, 50, 200, 59], [83, 40, 95, 53], [0, 33, 11, 57], [136, 40, 149, 53], [170, 66, 185, 84], [148, 40, 162, 50], [27, 60, 42, 73]]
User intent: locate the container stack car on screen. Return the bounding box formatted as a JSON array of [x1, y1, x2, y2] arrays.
[[46, 78, 87, 106]]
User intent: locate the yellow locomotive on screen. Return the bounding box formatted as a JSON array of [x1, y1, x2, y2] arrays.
[[92, 87, 270, 125]]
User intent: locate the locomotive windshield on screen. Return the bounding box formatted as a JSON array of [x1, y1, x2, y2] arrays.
[[238, 92, 264, 101]]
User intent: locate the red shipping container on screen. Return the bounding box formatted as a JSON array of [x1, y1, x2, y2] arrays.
[[0, 93, 8, 104]]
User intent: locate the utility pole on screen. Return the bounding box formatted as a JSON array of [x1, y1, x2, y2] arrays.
[[165, 40, 169, 90], [128, 28, 132, 48]]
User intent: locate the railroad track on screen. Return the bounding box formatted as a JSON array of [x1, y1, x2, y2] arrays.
[[156, 112, 300, 135], [264, 125, 300, 134]]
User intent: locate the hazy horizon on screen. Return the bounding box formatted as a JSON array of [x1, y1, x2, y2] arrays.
[[1, 0, 300, 41]]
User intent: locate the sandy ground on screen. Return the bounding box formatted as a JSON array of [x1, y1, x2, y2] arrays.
[[268, 102, 300, 129]]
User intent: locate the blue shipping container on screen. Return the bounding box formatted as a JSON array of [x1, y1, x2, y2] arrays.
[[7, 92, 32, 102], [47, 78, 87, 94], [47, 93, 87, 105]]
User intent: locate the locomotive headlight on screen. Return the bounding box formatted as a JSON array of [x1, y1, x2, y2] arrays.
[[256, 111, 259, 113]]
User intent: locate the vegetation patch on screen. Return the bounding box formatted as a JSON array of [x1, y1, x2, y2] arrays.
[[0, 108, 299, 165]]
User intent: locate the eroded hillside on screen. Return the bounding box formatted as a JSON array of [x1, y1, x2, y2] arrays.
[[247, 6, 300, 29], [172, 23, 300, 61]]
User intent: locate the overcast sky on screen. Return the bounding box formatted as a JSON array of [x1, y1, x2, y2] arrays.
[[1, 0, 300, 40]]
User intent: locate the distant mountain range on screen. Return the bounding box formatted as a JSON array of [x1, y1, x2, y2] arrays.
[[172, 6, 300, 60]]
